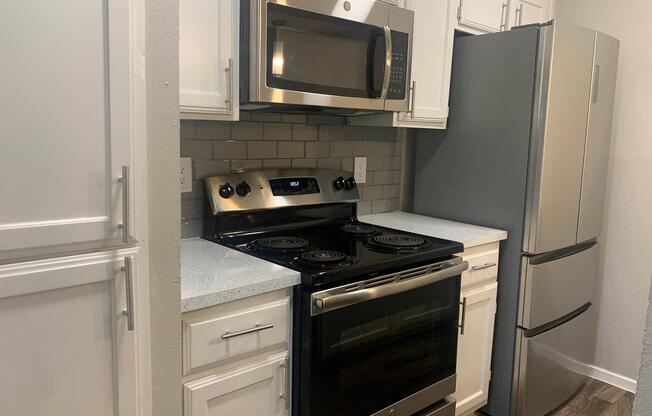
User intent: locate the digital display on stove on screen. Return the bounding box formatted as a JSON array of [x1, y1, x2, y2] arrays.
[[270, 177, 320, 196]]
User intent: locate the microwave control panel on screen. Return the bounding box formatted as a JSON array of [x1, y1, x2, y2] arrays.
[[387, 31, 409, 100]]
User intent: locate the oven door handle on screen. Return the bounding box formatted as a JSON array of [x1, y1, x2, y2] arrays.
[[312, 261, 468, 315]]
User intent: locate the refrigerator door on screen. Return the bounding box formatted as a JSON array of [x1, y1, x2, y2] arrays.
[[515, 303, 595, 416], [577, 33, 620, 242], [519, 241, 598, 329], [524, 21, 597, 254]]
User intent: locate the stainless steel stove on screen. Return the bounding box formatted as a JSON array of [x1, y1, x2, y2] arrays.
[[203, 169, 467, 416]]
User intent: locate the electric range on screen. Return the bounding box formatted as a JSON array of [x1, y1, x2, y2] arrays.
[[203, 169, 467, 416]]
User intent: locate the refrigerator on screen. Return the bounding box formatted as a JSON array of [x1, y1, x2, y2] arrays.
[[412, 21, 619, 416]]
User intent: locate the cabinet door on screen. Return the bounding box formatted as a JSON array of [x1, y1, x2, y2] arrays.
[[397, 0, 454, 128], [184, 353, 289, 416], [455, 282, 498, 416], [457, 0, 508, 33], [0, 249, 139, 416], [0, 0, 132, 252], [510, 0, 548, 28], [180, 0, 239, 120]]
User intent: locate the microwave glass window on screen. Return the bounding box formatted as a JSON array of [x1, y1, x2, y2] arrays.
[[266, 3, 385, 98]]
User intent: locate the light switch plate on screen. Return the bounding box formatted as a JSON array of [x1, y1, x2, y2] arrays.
[[180, 157, 193, 193], [354, 157, 367, 184]]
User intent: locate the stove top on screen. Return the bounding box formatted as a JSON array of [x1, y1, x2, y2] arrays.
[[202, 168, 464, 288], [206, 220, 463, 288]]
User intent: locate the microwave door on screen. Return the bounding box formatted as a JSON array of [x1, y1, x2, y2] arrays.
[[251, 0, 389, 110]]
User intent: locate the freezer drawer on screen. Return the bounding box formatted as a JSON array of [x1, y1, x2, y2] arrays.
[[515, 303, 596, 416], [520, 241, 598, 329]]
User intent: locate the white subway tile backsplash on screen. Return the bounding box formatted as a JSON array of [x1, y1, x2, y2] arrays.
[[263, 159, 292, 169], [247, 141, 277, 159], [194, 160, 230, 178], [292, 158, 318, 168], [278, 141, 304, 159], [232, 122, 264, 140], [181, 140, 213, 160], [212, 140, 247, 160], [305, 142, 330, 158], [317, 158, 342, 170], [263, 123, 292, 140], [292, 124, 318, 141]]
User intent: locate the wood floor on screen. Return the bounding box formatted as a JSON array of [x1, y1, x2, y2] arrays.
[[549, 379, 634, 416], [475, 379, 634, 416]]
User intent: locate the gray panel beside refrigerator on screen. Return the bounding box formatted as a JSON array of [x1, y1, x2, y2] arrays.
[[412, 21, 619, 416]]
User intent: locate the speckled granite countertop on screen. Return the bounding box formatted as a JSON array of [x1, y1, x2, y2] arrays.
[[181, 238, 301, 313], [359, 211, 507, 249]]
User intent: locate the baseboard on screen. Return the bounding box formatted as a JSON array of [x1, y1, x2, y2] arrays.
[[588, 365, 638, 393]]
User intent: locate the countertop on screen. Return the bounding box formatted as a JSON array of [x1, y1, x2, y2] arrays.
[[181, 238, 301, 313], [359, 211, 507, 249]]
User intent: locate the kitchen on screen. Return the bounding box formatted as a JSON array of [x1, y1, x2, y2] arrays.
[[1, 1, 650, 416]]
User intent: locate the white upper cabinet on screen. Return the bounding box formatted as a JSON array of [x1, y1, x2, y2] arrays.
[[0, 249, 140, 416], [456, 0, 508, 33], [349, 0, 454, 129], [0, 0, 133, 252], [510, 0, 549, 28], [180, 0, 239, 120]]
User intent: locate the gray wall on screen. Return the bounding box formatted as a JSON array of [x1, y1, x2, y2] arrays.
[[634, 281, 652, 415], [181, 113, 404, 237], [554, 0, 652, 383], [146, 0, 182, 414]]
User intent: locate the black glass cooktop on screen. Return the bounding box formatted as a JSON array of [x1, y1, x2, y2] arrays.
[[205, 221, 463, 288]]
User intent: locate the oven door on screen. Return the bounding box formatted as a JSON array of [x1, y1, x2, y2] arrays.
[[295, 259, 467, 416], [248, 0, 413, 111]]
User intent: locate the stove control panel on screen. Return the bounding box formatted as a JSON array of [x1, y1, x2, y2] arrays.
[[206, 169, 360, 214]]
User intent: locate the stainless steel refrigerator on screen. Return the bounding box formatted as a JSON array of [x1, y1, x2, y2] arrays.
[[412, 21, 619, 416]]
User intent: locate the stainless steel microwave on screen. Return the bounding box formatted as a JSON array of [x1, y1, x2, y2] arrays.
[[240, 0, 414, 112]]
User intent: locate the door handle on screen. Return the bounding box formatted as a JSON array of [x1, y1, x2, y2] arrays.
[[500, 3, 508, 31], [280, 355, 290, 410], [380, 26, 393, 99], [459, 297, 467, 335], [471, 262, 497, 271], [122, 256, 135, 331], [119, 166, 131, 244]]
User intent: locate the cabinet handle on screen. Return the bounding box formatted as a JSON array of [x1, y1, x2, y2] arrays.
[[122, 256, 135, 331], [471, 262, 497, 271], [408, 80, 416, 119], [224, 58, 233, 112], [221, 323, 274, 339], [459, 297, 467, 335], [500, 3, 508, 31], [119, 166, 131, 244], [515, 5, 522, 27], [518, 4, 524, 26], [280, 355, 290, 410]]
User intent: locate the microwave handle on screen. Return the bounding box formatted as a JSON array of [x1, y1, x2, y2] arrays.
[[380, 26, 392, 99]]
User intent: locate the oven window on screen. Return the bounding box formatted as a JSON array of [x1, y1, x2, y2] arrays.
[[266, 3, 385, 98], [305, 276, 460, 416]]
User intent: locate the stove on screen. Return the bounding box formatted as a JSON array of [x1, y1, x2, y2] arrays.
[[203, 169, 466, 416]]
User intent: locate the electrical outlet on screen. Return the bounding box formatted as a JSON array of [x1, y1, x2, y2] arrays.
[[180, 157, 193, 193], [354, 157, 367, 184]]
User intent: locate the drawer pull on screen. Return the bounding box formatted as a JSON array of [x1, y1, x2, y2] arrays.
[[221, 323, 274, 340], [471, 262, 496, 271]]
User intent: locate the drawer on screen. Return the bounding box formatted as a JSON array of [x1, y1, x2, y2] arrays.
[[461, 248, 499, 288], [183, 298, 290, 374]]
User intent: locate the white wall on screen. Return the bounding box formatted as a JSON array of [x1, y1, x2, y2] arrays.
[[554, 0, 652, 386], [146, 0, 182, 413]]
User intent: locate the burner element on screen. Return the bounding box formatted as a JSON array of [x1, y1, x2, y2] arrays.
[[301, 250, 347, 263], [250, 236, 310, 255], [340, 224, 378, 235], [372, 234, 426, 247]]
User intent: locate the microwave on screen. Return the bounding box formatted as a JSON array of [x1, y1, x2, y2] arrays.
[[240, 0, 414, 112]]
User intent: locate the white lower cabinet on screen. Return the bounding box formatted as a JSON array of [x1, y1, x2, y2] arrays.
[[455, 281, 498, 416], [182, 289, 292, 416], [184, 352, 289, 416], [0, 249, 140, 416]]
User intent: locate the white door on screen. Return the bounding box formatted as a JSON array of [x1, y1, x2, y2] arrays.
[[511, 0, 548, 28], [180, 0, 239, 119], [0, 249, 139, 416], [0, 0, 133, 252], [397, 0, 454, 128], [457, 0, 508, 33], [184, 352, 289, 416], [455, 282, 498, 416]]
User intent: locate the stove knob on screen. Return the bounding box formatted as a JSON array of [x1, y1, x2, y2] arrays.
[[345, 177, 356, 190], [218, 183, 235, 199], [333, 176, 345, 190], [236, 181, 251, 197]]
